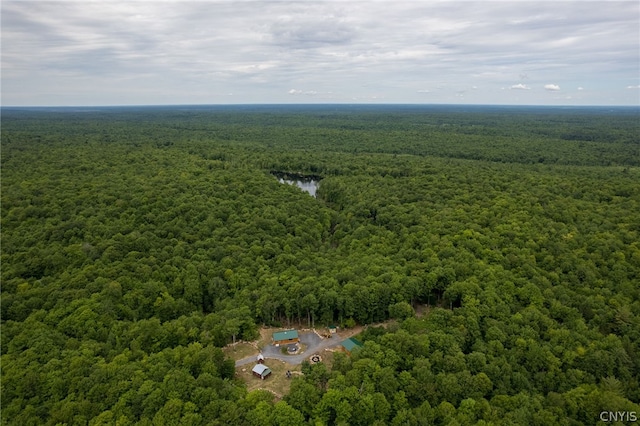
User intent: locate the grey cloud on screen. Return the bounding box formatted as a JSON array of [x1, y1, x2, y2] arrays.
[[2, 1, 638, 106], [271, 20, 354, 48]]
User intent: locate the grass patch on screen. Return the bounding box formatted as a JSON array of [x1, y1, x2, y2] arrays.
[[317, 349, 336, 370], [223, 342, 258, 361], [257, 327, 277, 350], [236, 360, 302, 399]]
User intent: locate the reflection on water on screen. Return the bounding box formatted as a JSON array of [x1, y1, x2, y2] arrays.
[[278, 178, 319, 197]]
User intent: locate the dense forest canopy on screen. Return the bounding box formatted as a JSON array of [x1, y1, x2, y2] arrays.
[[2, 105, 639, 425]]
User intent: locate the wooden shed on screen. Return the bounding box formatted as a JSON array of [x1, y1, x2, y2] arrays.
[[322, 325, 338, 338], [252, 364, 272, 380]]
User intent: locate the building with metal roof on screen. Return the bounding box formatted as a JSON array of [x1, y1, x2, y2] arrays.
[[272, 329, 299, 346], [251, 364, 272, 380], [339, 337, 363, 354]]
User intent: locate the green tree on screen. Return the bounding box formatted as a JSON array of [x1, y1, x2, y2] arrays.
[[388, 301, 415, 321]]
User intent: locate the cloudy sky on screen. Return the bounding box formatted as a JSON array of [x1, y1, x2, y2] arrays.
[[2, 1, 639, 106]]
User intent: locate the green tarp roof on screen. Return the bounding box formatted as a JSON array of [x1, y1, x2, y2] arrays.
[[272, 329, 299, 341], [340, 337, 363, 352]]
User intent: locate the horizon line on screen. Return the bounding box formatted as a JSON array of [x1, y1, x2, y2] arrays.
[[2, 102, 639, 109]]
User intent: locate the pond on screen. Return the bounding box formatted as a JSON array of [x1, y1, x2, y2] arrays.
[[272, 172, 321, 198]]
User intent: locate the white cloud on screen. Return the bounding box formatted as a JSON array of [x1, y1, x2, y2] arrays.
[[545, 84, 561, 91], [577, 87, 584, 91], [288, 89, 319, 96], [417, 89, 430, 93], [627, 85, 640, 89], [510, 84, 530, 90]]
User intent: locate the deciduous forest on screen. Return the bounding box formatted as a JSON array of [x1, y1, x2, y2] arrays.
[[2, 105, 639, 425]]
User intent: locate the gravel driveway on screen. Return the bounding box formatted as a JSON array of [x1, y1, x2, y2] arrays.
[[235, 331, 342, 366]]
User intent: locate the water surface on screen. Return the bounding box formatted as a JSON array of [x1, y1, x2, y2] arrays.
[[278, 177, 319, 197]]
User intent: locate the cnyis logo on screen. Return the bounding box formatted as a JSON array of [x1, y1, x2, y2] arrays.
[[599, 411, 638, 423]]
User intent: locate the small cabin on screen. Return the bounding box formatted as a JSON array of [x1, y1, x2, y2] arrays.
[[272, 329, 299, 346], [339, 337, 363, 355], [322, 325, 337, 338], [252, 364, 272, 380], [256, 353, 265, 364]]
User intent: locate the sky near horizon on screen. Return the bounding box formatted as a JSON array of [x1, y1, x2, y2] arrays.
[[2, 1, 639, 106]]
